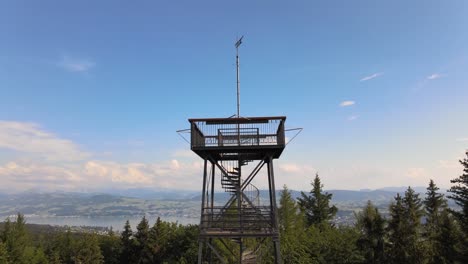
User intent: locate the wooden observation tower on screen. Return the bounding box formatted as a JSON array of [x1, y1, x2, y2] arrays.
[[182, 37, 292, 263]]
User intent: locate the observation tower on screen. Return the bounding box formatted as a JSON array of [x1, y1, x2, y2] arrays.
[[179, 37, 297, 263]]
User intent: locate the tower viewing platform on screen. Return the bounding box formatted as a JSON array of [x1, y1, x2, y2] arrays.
[[189, 116, 286, 161]]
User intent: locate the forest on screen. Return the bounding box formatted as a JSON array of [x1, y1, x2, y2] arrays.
[[0, 152, 467, 264]]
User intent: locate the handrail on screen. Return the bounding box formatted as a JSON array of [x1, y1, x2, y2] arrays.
[[189, 117, 286, 149]]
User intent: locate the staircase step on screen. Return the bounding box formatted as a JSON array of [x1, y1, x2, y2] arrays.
[[222, 178, 238, 181], [221, 181, 239, 185], [222, 174, 239, 179]]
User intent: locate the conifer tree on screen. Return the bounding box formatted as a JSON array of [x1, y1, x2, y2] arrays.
[[436, 209, 464, 263], [297, 173, 337, 227], [404, 187, 426, 263], [148, 217, 166, 263], [424, 179, 447, 232], [387, 193, 406, 264], [2, 214, 29, 264], [387, 188, 426, 264], [99, 229, 121, 264], [448, 151, 468, 235], [278, 185, 309, 263], [73, 233, 104, 264], [423, 179, 448, 263], [120, 220, 136, 264], [448, 150, 468, 262], [355, 201, 386, 264], [135, 216, 152, 263], [403, 187, 424, 232]]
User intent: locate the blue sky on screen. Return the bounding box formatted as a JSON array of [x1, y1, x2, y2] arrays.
[[1, 0, 467, 191]]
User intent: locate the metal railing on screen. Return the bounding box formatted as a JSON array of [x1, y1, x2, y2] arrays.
[[200, 206, 273, 232], [189, 116, 286, 148]]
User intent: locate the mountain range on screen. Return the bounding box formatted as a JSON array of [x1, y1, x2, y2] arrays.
[[1, 186, 451, 219]]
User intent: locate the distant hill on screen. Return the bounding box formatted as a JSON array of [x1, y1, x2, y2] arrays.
[[0, 191, 199, 219], [376, 186, 446, 193], [101, 188, 198, 200], [0, 187, 455, 223], [190, 189, 400, 208]]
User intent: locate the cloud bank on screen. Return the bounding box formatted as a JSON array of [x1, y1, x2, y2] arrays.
[[0, 121, 89, 161], [0, 121, 462, 192], [0, 121, 201, 191]]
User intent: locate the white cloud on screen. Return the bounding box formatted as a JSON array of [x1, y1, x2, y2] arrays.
[[0, 120, 209, 191], [427, 73, 445, 80], [85, 161, 153, 185], [0, 158, 203, 191], [348, 115, 359, 121], [58, 55, 95, 72], [0, 161, 83, 190], [406, 167, 426, 179], [83, 158, 202, 189], [360, 72, 383, 82], [0, 121, 89, 161], [456, 137, 468, 142], [340, 100, 355, 107]]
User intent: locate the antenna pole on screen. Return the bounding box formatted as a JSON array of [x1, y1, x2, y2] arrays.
[[236, 47, 240, 118], [235, 36, 243, 118]]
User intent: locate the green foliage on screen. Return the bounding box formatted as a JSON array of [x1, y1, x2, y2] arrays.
[[424, 179, 447, 227], [387, 188, 426, 264], [28, 247, 49, 264], [116, 217, 199, 264], [99, 229, 121, 264], [298, 173, 338, 227], [355, 201, 386, 264], [2, 213, 30, 264], [148, 217, 168, 262], [423, 179, 456, 264], [0, 241, 9, 264], [277, 184, 362, 264], [73, 233, 104, 264], [120, 220, 136, 264], [448, 152, 468, 263], [278, 185, 310, 263], [449, 151, 468, 232], [148, 218, 199, 263], [433, 209, 464, 264], [305, 224, 364, 263], [51, 230, 75, 264], [134, 216, 152, 263]]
